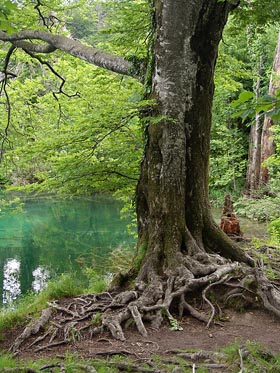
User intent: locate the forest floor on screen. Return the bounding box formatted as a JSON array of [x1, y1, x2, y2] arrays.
[[1, 305, 280, 372]]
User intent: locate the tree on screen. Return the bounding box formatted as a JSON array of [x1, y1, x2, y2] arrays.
[[1, 0, 280, 346], [245, 29, 280, 193], [259, 30, 280, 187], [245, 55, 264, 192], [211, 23, 251, 199]]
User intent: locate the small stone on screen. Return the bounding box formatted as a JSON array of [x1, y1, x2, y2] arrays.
[[208, 333, 213, 338]]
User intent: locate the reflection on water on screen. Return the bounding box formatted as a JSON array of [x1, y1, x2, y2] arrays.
[[0, 195, 135, 307], [3, 258, 21, 306], [2, 260, 50, 306], [32, 267, 50, 293]]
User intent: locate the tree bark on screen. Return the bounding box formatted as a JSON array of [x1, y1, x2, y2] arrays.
[[259, 30, 280, 187], [136, 0, 252, 283]]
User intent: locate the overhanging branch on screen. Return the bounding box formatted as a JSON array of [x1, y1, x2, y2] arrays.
[[0, 45, 16, 161], [0, 30, 140, 78]]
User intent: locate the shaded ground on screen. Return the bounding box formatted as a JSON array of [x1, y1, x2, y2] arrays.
[[2, 308, 280, 360], [2, 244, 280, 371]]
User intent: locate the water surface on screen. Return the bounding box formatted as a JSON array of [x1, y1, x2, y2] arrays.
[[0, 195, 135, 307], [0, 198, 268, 307]]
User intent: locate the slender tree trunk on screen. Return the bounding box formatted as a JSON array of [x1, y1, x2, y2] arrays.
[[95, 3, 105, 30], [259, 30, 280, 187], [245, 56, 263, 193], [136, 0, 251, 283]]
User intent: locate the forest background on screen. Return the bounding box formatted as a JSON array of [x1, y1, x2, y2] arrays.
[[1, 0, 280, 243]]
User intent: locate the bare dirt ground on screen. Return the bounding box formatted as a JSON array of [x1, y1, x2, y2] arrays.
[[2, 307, 280, 362]]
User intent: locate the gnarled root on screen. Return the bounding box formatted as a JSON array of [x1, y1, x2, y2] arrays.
[[8, 252, 280, 355]]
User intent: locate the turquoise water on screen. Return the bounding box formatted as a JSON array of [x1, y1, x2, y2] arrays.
[[0, 196, 267, 307], [0, 195, 135, 306]]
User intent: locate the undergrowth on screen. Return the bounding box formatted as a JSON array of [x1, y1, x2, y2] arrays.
[[223, 341, 280, 372], [1, 341, 280, 372], [235, 195, 280, 222], [0, 273, 83, 333]]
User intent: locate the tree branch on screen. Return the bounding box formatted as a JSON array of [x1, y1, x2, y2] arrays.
[[23, 50, 79, 99], [0, 45, 16, 161], [0, 30, 139, 78]]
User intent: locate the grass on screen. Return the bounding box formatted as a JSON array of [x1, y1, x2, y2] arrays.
[[0, 244, 138, 337], [1, 341, 280, 372], [222, 341, 280, 372], [0, 273, 83, 333]]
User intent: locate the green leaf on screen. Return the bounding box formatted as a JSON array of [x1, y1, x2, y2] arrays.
[[0, 19, 16, 33], [231, 90, 255, 108]]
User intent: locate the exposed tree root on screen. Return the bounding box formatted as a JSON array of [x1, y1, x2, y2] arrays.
[[8, 251, 280, 355], [9, 307, 53, 353]]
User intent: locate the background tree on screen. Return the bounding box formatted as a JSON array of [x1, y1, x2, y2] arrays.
[[260, 30, 280, 187]]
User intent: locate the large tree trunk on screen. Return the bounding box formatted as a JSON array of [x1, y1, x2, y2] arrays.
[[259, 30, 280, 187], [136, 0, 251, 283]]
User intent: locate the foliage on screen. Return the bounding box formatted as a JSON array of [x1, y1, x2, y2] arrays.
[[210, 23, 252, 197], [0, 1, 149, 203], [234, 194, 280, 221], [0, 0, 279, 208], [210, 23, 279, 200], [233, 0, 280, 29], [168, 315, 183, 332], [268, 217, 280, 244], [264, 112, 280, 191], [232, 88, 280, 123], [0, 53, 143, 196], [0, 0, 17, 33], [106, 245, 135, 274], [0, 195, 23, 217], [83, 267, 108, 294]]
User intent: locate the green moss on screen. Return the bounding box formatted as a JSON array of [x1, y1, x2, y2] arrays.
[[133, 241, 147, 271]]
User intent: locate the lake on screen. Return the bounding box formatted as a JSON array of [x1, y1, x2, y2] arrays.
[[0, 195, 135, 307], [0, 196, 268, 307]]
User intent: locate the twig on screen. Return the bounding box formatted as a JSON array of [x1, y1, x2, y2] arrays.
[[238, 348, 244, 372], [39, 362, 62, 371], [23, 50, 79, 99], [34, 0, 50, 30], [0, 45, 16, 161], [202, 275, 229, 328], [34, 339, 69, 353], [47, 301, 79, 317], [27, 331, 50, 348], [3, 369, 37, 373]]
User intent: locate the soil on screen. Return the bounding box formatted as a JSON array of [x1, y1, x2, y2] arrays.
[[1, 307, 280, 362]]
